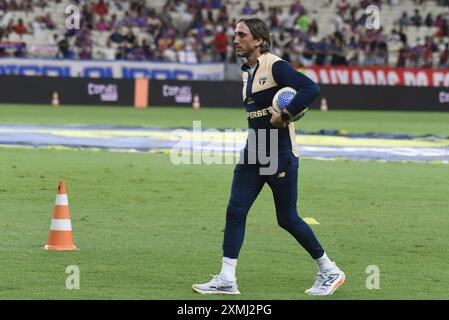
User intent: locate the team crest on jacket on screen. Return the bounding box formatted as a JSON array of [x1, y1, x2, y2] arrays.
[[258, 76, 267, 86]]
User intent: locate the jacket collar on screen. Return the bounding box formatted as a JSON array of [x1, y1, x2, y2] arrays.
[[241, 52, 269, 71]]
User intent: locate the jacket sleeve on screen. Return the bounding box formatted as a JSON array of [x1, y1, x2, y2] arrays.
[[272, 60, 321, 116]]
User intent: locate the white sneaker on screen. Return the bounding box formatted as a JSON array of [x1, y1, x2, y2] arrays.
[[305, 263, 345, 296], [192, 275, 241, 295]]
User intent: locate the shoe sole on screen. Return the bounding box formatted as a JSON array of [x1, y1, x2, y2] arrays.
[[192, 286, 241, 295], [305, 273, 346, 296], [328, 275, 345, 295]]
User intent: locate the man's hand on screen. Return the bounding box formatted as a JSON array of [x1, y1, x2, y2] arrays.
[[268, 107, 288, 129]]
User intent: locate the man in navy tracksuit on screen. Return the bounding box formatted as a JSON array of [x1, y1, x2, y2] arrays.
[[193, 17, 345, 296]]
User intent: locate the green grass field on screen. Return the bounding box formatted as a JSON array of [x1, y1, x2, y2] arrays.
[[1, 104, 449, 300]]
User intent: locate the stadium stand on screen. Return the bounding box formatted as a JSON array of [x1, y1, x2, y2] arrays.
[[0, 0, 448, 68]]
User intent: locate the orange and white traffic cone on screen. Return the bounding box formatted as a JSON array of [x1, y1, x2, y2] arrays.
[[192, 94, 200, 110], [52, 91, 59, 107], [45, 181, 78, 251], [320, 97, 328, 112]]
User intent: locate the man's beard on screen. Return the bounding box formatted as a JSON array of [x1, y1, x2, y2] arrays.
[[236, 47, 253, 58]]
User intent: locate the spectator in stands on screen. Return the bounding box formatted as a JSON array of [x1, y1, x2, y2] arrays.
[[437, 18, 449, 37], [162, 42, 178, 62], [133, 7, 148, 29], [427, 36, 439, 51], [212, 0, 223, 9], [300, 39, 315, 66], [348, 35, 359, 50], [0, 25, 4, 41], [388, 29, 399, 43], [309, 18, 318, 35], [131, 0, 146, 13], [255, 2, 267, 18], [147, 9, 162, 29], [347, 47, 360, 66], [268, 7, 279, 29], [408, 41, 422, 67], [347, 7, 359, 33], [177, 41, 198, 63], [115, 44, 127, 59], [297, 12, 311, 33], [14, 41, 26, 57], [118, 11, 133, 28], [422, 38, 434, 68], [398, 26, 408, 44], [124, 29, 136, 45], [0, 9, 9, 27], [330, 38, 347, 65], [190, 4, 203, 29], [31, 16, 44, 38], [42, 13, 56, 30], [398, 12, 410, 28], [410, 9, 422, 27], [376, 41, 389, 65], [21, 0, 33, 12], [12, 18, 27, 35], [141, 39, 153, 60], [290, 0, 306, 16], [8, 0, 18, 11], [0, 46, 7, 57], [57, 35, 71, 59], [333, 12, 345, 33], [281, 40, 294, 63], [439, 43, 449, 68], [109, 28, 125, 44], [99, 40, 116, 60], [202, 24, 215, 52], [107, 14, 118, 30], [80, 3, 94, 30], [276, 30, 291, 49], [173, 0, 187, 13], [271, 39, 283, 57], [434, 14, 445, 29], [214, 24, 228, 61], [129, 39, 145, 60], [396, 44, 409, 68], [78, 44, 92, 60], [277, 7, 290, 30], [337, 0, 350, 13], [424, 13, 433, 27], [315, 36, 330, 65], [282, 5, 298, 32], [241, 1, 254, 16], [94, 0, 109, 16], [74, 26, 93, 60], [356, 10, 368, 28], [185, 29, 201, 54], [217, 5, 229, 24], [96, 16, 109, 32], [201, 0, 212, 10]]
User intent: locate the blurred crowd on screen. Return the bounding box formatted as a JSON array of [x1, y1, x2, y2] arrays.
[[0, 0, 449, 68]]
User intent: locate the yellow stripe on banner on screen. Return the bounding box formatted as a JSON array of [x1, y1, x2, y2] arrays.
[[1, 127, 448, 148], [297, 135, 449, 147]]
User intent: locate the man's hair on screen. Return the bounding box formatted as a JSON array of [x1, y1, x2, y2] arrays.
[[238, 17, 272, 54]]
